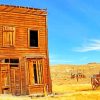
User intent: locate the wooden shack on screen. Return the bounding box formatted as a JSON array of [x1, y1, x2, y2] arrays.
[[0, 4, 52, 95]]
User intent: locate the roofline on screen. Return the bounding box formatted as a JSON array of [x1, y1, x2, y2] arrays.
[[0, 4, 47, 11]]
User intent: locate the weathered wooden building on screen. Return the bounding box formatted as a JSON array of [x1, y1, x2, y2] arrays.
[[0, 5, 52, 95]]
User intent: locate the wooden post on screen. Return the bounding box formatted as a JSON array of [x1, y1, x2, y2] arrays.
[[44, 84, 47, 96], [76, 69, 78, 82]]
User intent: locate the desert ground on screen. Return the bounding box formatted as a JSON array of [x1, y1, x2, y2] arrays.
[[0, 63, 100, 100]]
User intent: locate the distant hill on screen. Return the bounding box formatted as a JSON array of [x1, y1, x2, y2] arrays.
[[50, 63, 100, 85]]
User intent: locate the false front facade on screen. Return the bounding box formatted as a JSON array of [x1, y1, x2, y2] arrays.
[[0, 5, 52, 95]]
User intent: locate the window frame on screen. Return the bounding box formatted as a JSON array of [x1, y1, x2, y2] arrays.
[[28, 29, 39, 48], [2, 26, 15, 47], [1, 58, 19, 67]]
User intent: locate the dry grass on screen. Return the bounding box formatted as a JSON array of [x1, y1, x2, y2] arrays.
[[0, 63, 100, 100], [1, 84, 100, 100]]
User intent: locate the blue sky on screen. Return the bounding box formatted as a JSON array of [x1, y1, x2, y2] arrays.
[[1, 0, 100, 65]]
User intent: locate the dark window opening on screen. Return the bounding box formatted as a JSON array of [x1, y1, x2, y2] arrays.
[[4, 59, 19, 63], [4, 59, 19, 67], [30, 30, 38, 47], [10, 65, 18, 67], [5, 59, 9, 63], [33, 64, 38, 84], [10, 59, 19, 63]]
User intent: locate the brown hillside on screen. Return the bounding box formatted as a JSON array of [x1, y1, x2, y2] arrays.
[[50, 63, 100, 85]]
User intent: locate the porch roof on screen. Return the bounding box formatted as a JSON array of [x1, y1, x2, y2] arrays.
[[25, 54, 46, 59]]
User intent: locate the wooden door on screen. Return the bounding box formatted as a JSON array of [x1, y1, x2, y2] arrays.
[[0, 64, 10, 94], [28, 59, 43, 85], [10, 66, 21, 95]]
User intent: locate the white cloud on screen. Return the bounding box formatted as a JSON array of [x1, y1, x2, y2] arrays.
[[74, 39, 100, 52]]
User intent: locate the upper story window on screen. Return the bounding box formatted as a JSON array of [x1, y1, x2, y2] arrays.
[[2, 26, 15, 47], [29, 30, 38, 47]]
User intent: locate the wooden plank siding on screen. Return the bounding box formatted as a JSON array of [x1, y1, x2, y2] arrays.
[[0, 15, 46, 49], [0, 5, 52, 95]]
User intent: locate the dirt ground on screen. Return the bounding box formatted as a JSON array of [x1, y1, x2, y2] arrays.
[[0, 84, 100, 100], [0, 63, 100, 100]]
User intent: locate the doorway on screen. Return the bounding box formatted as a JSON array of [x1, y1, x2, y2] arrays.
[[28, 59, 43, 85], [0, 64, 10, 94]]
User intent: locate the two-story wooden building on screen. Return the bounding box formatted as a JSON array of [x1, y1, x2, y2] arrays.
[[0, 4, 52, 95]]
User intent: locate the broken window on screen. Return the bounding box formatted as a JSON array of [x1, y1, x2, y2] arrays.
[[4, 59, 19, 63], [2, 26, 15, 47], [10, 59, 19, 63], [3, 58, 19, 67], [29, 30, 38, 47], [5, 59, 9, 63]]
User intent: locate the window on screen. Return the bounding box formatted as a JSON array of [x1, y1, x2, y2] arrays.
[[29, 30, 38, 47], [10, 59, 19, 63], [4, 58, 19, 67], [4, 59, 19, 63], [2, 26, 15, 47]]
